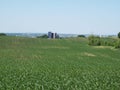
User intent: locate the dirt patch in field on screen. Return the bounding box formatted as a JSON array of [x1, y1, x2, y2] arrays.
[[94, 46, 117, 51], [82, 52, 96, 57], [42, 46, 69, 49], [94, 46, 110, 49], [100, 54, 110, 58]]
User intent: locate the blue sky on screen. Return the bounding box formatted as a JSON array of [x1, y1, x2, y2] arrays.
[[0, 0, 120, 35]]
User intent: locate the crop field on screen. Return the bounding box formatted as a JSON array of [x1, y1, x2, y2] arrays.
[[0, 36, 120, 90]]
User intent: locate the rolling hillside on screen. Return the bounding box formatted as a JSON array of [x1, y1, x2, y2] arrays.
[[0, 36, 120, 90]]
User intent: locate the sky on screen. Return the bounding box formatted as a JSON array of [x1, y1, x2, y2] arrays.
[[0, 0, 120, 35]]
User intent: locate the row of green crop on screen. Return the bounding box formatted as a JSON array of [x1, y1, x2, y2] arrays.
[[88, 35, 120, 48], [0, 36, 120, 89]]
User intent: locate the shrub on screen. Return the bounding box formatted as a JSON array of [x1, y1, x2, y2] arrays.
[[100, 38, 116, 46], [88, 35, 101, 46], [114, 39, 120, 48], [88, 35, 120, 49]]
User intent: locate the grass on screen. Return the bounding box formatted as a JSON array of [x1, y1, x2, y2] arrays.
[[0, 36, 120, 90]]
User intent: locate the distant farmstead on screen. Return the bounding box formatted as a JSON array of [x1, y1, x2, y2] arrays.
[[48, 32, 59, 39]]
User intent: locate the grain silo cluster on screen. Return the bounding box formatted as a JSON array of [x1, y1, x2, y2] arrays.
[[48, 32, 59, 39]]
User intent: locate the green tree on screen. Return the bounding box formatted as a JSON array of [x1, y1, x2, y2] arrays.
[[37, 34, 48, 38], [77, 35, 85, 38], [0, 33, 7, 36], [118, 32, 120, 38]]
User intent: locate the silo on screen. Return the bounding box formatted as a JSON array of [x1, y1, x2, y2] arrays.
[[55, 33, 57, 38], [48, 32, 52, 38], [53, 33, 55, 39], [51, 33, 54, 38]]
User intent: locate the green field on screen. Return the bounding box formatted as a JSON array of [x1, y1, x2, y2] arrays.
[[0, 36, 120, 90]]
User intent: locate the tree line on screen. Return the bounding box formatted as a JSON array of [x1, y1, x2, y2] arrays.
[[88, 32, 120, 48]]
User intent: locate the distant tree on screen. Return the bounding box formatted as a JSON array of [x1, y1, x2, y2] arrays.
[[118, 32, 120, 38], [0, 33, 7, 36], [37, 34, 48, 38], [78, 35, 85, 38], [55, 34, 60, 39]]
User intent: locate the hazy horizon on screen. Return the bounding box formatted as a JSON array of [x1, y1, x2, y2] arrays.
[[0, 0, 120, 35]]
